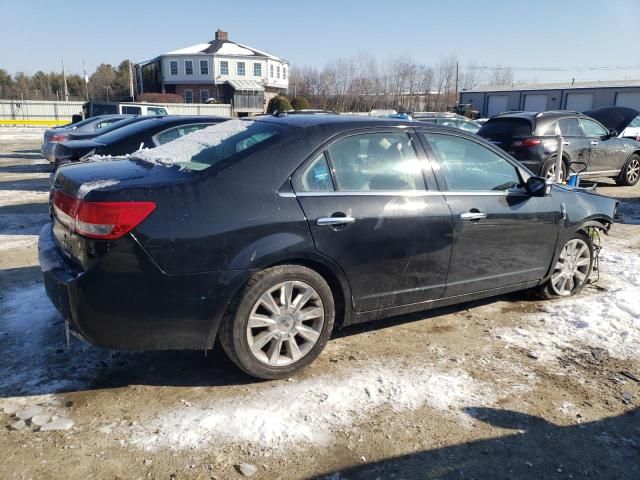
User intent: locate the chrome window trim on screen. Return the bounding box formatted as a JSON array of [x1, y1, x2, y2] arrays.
[[285, 190, 526, 198]]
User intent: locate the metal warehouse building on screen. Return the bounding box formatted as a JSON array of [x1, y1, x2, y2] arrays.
[[460, 79, 640, 117]]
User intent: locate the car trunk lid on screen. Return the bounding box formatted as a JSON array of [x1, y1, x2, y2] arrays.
[[477, 117, 535, 150]]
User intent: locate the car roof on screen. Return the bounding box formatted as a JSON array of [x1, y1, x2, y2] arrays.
[[252, 113, 417, 128]]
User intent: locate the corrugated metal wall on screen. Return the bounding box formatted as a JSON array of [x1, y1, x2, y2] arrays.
[[0, 100, 232, 124]]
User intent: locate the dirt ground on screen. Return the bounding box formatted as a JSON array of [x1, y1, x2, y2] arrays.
[[0, 129, 638, 480]]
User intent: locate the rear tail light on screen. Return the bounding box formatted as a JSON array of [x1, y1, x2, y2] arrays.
[[53, 191, 155, 240], [50, 134, 69, 142], [511, 138, 542, 147]]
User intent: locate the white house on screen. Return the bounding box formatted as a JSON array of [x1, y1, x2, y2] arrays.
[[136, 30, 289, 115]]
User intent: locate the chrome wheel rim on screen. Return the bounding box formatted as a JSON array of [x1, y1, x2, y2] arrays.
[[550, 239, 591, 296], [626, 158, 640, 183], [546, 162, 565, 182], [246, 281, 324, 366]]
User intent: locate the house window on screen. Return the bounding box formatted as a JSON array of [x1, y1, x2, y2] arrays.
[[200, 60, 209, 75], [277, 66, 280, 79], [170, 61, 178, 76], [200, 89, 209, 103], [270, 65, 274, 78], [283, 67, 287, 80], [220, 60, 229, 75], [184, 89, 193, 103], [253, 63, 262, 77], [237, 62, 246, 76], [185, 60, 193, 75]]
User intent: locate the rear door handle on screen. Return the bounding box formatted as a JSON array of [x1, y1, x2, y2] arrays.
[[590, 141, 599, 146], [563, 141, 570, 146], [317, 216, 356, 226], [460, 212, 487, 221]]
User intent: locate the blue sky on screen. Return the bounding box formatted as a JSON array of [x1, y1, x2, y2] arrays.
[[1, 0, 639, 83]]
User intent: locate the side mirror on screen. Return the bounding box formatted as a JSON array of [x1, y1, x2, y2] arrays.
[[609, 129, 618, 138], [525, 176, 550, 197]]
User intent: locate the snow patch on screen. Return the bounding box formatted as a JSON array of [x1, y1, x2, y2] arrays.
[[130, 363, 496, 451], [497, 234, 640, 362], [0, 234, 38, 251], [216, 43, 255, 56], [0, 127, 46, 142], [76, 179, 120, 199], [134, 119, 248, 167], [165, 43, 211, 55]]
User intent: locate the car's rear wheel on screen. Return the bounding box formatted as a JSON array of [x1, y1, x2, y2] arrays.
[[542, 157, 567, 182], [615, 153, 640, 186], [219, 265, 335, 379], [538, 233, 593, 299]]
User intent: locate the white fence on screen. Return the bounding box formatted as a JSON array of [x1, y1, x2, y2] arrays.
[[0, 100, 232, 126]]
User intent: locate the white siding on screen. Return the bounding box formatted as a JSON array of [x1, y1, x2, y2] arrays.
[[162, 55, 214, 83]]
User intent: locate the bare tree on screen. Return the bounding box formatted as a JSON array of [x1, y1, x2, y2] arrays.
[[486, 66, 515, 86]]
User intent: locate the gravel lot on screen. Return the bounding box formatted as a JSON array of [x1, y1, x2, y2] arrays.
[[0, 128, 639, 480]]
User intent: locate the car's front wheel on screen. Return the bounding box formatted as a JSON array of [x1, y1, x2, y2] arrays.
[[219, 265, 335, 379], [538, 233, 594, 299], [616, 153, 640, 186]]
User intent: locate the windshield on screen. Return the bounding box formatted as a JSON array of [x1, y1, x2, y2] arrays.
[[133, 119, 283, 171]]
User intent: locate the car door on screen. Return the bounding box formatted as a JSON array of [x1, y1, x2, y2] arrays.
[[556, 117, 590, 170], [419, 131, 561, 296], [293, 129, 454, 312], [579, 117, 626, 174]]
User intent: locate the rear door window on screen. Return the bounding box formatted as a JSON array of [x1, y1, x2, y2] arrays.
[[327, 132, 425, 191], [559, 118, 583, 136], [300, 153, 334, 192], [153, 124, 211, 145]]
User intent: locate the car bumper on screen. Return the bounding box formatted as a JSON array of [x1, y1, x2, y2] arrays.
[[42, 142, 56, 163], [38, 223, 249, 350]]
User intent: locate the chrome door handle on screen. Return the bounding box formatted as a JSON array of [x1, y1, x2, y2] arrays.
[[317, 216, 356, 226], [590, 141, 599, 146], [460, 212, 487, 221], [563, 141, 570, 146]]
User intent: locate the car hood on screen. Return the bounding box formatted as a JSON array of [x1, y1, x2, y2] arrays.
[[585, 107, 639, 133]]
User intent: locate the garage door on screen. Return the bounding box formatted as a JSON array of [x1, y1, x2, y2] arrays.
[[615, 92, 640, 110], [565, 93, 593, 112], [524, 94, 548, 112], [487, 95, 508, 117]]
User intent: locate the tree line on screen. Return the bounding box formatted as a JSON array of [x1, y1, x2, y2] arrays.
[[0, 60, 135, 102], [288, 54, 515, 113]]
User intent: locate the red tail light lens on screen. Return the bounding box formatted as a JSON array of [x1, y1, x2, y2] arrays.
[[50, 134, 69, 142], [511, 138, 542, 147], [53, 191, 156, 240]]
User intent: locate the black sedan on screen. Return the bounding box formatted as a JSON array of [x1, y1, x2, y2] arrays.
[[39, 115, 617, 379], [53, 115, 228, 167]]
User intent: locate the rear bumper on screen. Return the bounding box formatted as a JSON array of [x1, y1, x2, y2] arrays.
[[38, 223, 249, 350], [42, 142, 56, 163]]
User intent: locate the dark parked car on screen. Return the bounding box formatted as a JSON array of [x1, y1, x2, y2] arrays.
[[53, 115, 228, 167], [41, 115, 132, 163], [39, 115, 617, 379], [585, 106, 640, 141], [477, 111, 640, 186]]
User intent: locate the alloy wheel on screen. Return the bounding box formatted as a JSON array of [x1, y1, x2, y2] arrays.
[[545, 162, 565, 182], [246, 281, 324, 366], [626, 157, 640, 184], [550, 239, 591, 296]]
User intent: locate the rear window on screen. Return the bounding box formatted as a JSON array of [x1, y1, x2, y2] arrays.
[[478, 118, 533, 137], [133, 119, 284, 171]]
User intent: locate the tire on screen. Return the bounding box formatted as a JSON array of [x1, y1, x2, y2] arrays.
[[219, 265, 335, 379], [615, 153, 640, 186], [537, 233, 594, 299], [541, 157, 567, 182]]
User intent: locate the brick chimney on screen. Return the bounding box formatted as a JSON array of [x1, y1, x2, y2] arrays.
[[215, 29, 228, 41]]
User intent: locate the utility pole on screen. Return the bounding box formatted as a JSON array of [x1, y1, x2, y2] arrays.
[[454, 62, 459, 109], [128, 60, 135, 101], [62, 59, 69, 102], [83, 59, 89, 101]]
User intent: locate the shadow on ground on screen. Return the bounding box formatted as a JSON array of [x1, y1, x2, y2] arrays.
[[0, 177, 51, 192], [0, 163, 51, 174], [314, 407, 640, 480]]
